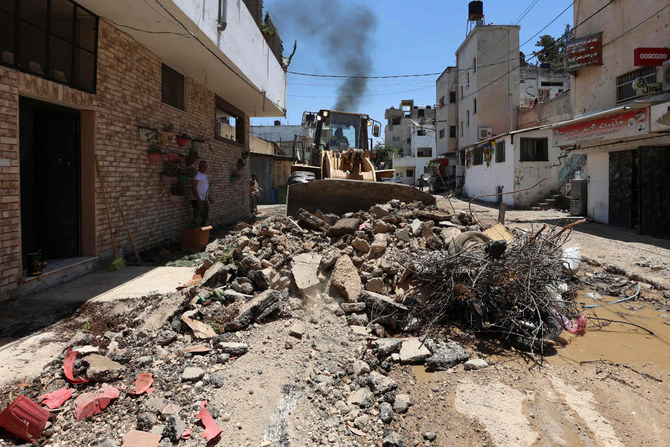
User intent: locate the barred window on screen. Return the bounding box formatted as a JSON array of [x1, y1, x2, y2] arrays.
[[616, 66, 656, 104]]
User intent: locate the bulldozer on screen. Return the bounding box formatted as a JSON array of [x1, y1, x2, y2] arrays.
[[286, 109, 435, 217]]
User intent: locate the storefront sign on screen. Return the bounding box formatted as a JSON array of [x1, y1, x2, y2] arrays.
[[565, 33, 603, 71], [553, 109, 649, 147], [632, 77, 664, 96], [634, 47, 670, 66]]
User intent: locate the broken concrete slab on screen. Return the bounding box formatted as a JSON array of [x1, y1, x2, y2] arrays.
[[181, 367, 205, 382], [375, 338, 403, 357], [340, 302, 366, 314], [425, 340, 469, 371], [216, 342, 249, 356], [367, 371, 397, 395], [328, 218, 361, 237], [464, 358, 489, 370], [292, 253, 322, 290], [352, 238, 371, 253], [373, 220, 391, 234], [347, 387, 374, 407], [370, 233, 388, 255], [224, 289, 282, 331], [395, 228, 410, 242], [410, 219, 423, 236], [399, 338, 431, 364], [369, 204, 392, 219], [331, 255, 363, 302], [289, 321, 306, 339], [84, 354, 124, 381]]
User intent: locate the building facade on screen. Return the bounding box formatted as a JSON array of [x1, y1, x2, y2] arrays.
[[392, 123, 436, 185], [384, 100, 436, 157], [0, 0, 286, 299], [551, 0, 670, 237]]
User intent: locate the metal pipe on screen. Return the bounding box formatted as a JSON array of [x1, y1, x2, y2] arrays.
[[218, 0, 227, 32]]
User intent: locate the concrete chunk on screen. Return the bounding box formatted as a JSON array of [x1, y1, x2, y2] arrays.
[[292, 253, 322, 290], [399, 338, 431, 364], [331, 255, 363, 302]]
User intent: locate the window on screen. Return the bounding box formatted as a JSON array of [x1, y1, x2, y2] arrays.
[[520, 138, 548, 161], [460, 121, 463, 137], [473, 147, 483, 165], [0, 0, 98, 92], [439, 96, 445, 106], [460, 86, 463, 99], [439, 129, 445, 139], [392, 136, 400, 142], [616, 66, 657, 104], [450, 91, 456, 103], [406, 169, 414, 177], [538, 88, 551, 102], [161, 64, 184, 110], [467, 72, 470, 86], [417, 129, 426, 136], [392, 116, 401, 125], [417, 147, 432, 157], [474, 98, 477, 114], [473, 57, 477, 72], [215, 95, 246, 145], [450, 125, 456, 138], [467, 110, 470, 126], [459, 151, 465, 166], [418, 108, 425, 118], [540, 81, 564, 87], [495, 140, 505, 163], [406, 137, 411, 144]]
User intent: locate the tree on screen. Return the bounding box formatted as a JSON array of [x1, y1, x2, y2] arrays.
[[372, 144, 396, 169], [533, 24, 572, 69], [519, 51, 528, 67]]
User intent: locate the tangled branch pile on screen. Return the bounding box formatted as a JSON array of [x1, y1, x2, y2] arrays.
[[405, 226, 582, 354]]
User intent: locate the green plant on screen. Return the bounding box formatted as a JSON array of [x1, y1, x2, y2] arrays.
[[188, 201, 209, 229], [81, 320, 91, 331], [216, 243, 234, 264], [162, 123, 175, 133], [208, 321, 224, 333], [147, 129, 165, 153], [160, 160, 179, 177], [229, 171, 241, 183]]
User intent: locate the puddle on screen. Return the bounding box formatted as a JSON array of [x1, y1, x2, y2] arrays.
[[552, 291, 670, 371], [261, 384, 303, 447]]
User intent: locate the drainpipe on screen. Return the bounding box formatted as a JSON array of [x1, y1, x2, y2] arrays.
[[217, 0, 227, 32]]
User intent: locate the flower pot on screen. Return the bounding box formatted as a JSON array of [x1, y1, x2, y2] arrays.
[[148, 152, 163, 163], [185, 156, 197, 166], [160, 174, 177, 184], [159, 131, 174, 145], [138, 127, 154, 142], [167, 153, 180, 162], [176, 135, 189, 147], [263, 32, 270, 44], [180, 226, 213, 252]]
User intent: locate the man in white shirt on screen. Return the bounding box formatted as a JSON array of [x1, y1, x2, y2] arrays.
[[191, 160, 212, 224]]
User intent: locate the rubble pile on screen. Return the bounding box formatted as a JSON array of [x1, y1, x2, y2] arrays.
[[0, 199, 585, 446]]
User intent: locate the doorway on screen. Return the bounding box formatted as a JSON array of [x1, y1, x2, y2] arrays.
[[19, 98, 81, 263]]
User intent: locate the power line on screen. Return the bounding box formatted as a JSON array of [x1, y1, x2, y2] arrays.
[[603, 3, 670, 47], [288, 71, 443, 79]]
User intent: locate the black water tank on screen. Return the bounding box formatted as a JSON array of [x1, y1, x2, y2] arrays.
[[540, 63, 551, 70], [469, 1, 484, 20], [274, 120, 281, 126]]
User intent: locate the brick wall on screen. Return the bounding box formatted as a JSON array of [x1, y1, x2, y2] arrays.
[[0, 20, 251, 299]]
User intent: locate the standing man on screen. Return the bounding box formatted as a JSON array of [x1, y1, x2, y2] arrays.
[[191, 160, 212, 225]]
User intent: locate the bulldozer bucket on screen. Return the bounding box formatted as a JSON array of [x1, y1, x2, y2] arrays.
[[286, 179, 436, 217]]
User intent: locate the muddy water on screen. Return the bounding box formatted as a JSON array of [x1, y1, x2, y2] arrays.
[[552, 291, 670, 371]]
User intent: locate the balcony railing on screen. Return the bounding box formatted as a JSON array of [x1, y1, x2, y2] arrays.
[[241, 0, 283, 67], [242, 0, 263, 29]]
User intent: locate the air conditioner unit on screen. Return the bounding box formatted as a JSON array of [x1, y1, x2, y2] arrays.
[[478, 128, 493, 140], [663, 59, 670, 92]]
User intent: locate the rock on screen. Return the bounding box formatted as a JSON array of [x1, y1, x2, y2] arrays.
[[222, 289, 252, 303], [320, 250, 340, 270], [331, 255, 363, 302], [352, 238, 371, 253], [399, 338, 431, 364], [373, 220, 391, 234], [289, 321, 306, 339], [464, 358, 489, 370], [367, 371, 397, 395], [201, 261, 226, 287], [291, 253, 322, 290], [375, 338, 403, 357], [340, 302, 366, 314], [395, 228, 410, 242], [224, 289, 282, 331], [427, 234, 443, 249], [236, 236, 250, 250], [142, 396, 167, 413], [347, 387, 373, 407], [84, 354, 124, 381], [208, 373, 225, 388], [393, 394, 411, 413], [137, 411, 159, 431], [93, 438, 118, 447], [369, 204, 392, 218], [232, 280, 255, 295], [410, 219, 423, 236], [422, 432, 437, 441], [441, 227, 461, 246], [240, 255, 262, 271], [354, 414, 370, 429], [425, 340, 469, 371], [163, 415, 187, 443], [365, 277, 385, 294], [248, 269, 272, 290], [586, 292, 602, 300], [370, 233, 388, 255], [346, 313, 369, 326], [421, 221, 435, 239], [217, 342, 249, 356], [181, 367, 205, 382], [328, 218, 361, 237], [217, 354, 231, 364], [379, 402, 393, 423], [297, 208, 331, 232], [382, 431, 404, 447], [352, 360, 370, 376], [417, 209, 454, 221]]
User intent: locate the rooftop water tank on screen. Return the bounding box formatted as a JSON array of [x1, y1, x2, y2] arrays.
[[469, 1, 484, 21]]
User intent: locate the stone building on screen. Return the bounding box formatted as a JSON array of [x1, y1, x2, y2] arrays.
[[384, 100, 436, 157], [0, 0, 286, 299]]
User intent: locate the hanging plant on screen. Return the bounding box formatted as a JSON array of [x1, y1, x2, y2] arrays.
[[146, 129, 165, 163], [229, 171, 241, 183], [240, 150, 250, 160], [176, 133, 190, 147], [466, 150, 473, 168], [483, 142, 493, 167], [236, 158, 246, 171]]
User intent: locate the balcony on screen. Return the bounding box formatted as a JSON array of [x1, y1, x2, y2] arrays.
[[76, 0, 286, 116]]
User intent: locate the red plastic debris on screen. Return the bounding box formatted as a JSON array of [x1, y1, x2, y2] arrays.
[[566, 315, 588, 336], [0, 395, 50, 442], [63, 346, 89, 384], [197, 400, 221, 442], [181, 428, 192, 440], [38, 387, 72, 409], [130, 373, 154, 395], [73, 385, 120, 421]]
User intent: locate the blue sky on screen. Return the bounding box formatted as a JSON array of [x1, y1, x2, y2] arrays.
[[252, 0, 574, 140]]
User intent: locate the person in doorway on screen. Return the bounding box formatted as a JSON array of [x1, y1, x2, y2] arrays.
[[250, 174, 262, 216], [191, 160, 212, 225], [418, 176, 425, 191], [329, 127, 349, 149]]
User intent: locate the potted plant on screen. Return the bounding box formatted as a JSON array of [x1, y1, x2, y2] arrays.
[[180, 202, 212, 252], [160, 123, 175, 145], [146, 129, 165, 163], [262, 14, 276, 43], [169, 182, 185, 202], [159, 160, 178, 184], [185, 144, 199, 166], [178, 166, 197, 185], [138, 126, 155, 142], [176, 133, 190, 147]]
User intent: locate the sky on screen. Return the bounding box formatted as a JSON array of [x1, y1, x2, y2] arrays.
[[251, 0, 574, 142]]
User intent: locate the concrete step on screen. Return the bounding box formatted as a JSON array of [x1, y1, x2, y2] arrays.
[[18, 257, 99, 297]]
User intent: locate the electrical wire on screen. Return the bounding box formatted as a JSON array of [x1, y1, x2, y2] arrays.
[[103, 18, 191, 37], [603, 3, 670, 47]]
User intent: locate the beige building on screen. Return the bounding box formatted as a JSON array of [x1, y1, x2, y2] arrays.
[[384, 100, 436, 157], [435, 67, 459, 157], [550, 0, 670, 238]]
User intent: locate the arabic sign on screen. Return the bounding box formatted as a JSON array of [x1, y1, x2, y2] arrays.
[[634, 47, 670, 66], [552, 109, 649, 147], [565, 33, 603, 71], [632, 77, 664, 96]]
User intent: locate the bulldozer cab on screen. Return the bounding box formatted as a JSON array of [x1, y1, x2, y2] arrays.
[[303, 110, 380, 154]]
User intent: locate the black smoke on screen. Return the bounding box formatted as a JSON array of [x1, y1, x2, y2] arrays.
[[269, 0, 377, 112]]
